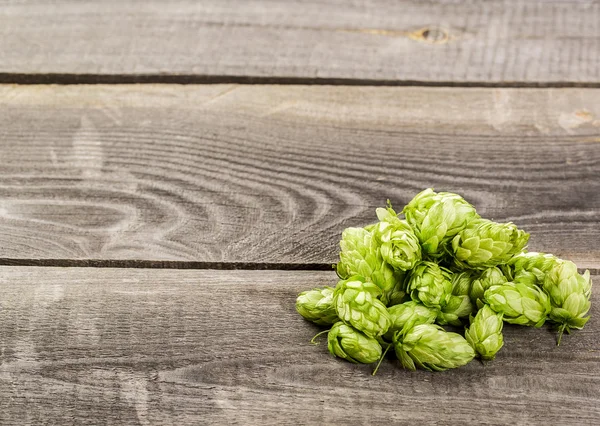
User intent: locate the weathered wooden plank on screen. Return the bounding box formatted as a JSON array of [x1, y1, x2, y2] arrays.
[[0, 85, 599, 267], [0, 267, 598, 425], [0, 0, 599, 84]]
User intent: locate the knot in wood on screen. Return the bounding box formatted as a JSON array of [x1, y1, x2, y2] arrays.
[[411, 27, 450, 44]]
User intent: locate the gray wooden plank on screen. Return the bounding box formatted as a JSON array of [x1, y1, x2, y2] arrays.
[[0, 85, 599, 267], [0, 0, 599, 84], [0, 267, 598, 425]]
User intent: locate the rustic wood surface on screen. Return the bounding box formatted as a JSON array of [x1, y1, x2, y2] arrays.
[[1, 1, 599, 84], [0, 85, 599, 267], [0, 267, 598, 425], [2, 1, 600, 424]]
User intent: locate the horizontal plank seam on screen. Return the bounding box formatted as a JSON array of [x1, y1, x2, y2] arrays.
[[1, 73, 600, 88], [0, 258, 335, 271], [0, 258, 596, 275]]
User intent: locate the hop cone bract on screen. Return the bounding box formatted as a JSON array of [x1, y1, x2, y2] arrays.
[[336, 227, 399, 305], [543, 260, 592, 341], [465, 305, 504, 360], [373, 205, 421, 271], [296, 286, 338, 325], [327, 322, 382, 364], [403, 188, 479, 257], [485, 282, 551, 327], [334, 276, 392, 338], [452, 219, 530, 269], [394, 324, 475, 371]]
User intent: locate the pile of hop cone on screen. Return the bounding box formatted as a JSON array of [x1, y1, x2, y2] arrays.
[[295, 189, 592, 374]]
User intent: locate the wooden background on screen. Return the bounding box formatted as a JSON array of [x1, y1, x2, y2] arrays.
[[0, 1, 599, 425]]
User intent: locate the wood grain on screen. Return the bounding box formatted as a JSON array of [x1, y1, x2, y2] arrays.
[[0, 267, 597, 425], [1, 84, 600, 267], [0, 0, 599, 84]]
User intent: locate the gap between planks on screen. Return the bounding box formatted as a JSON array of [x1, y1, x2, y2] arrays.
[[2, 73, 600, 88], [0, 258, 597, 276], [0, 258, 333, 271]]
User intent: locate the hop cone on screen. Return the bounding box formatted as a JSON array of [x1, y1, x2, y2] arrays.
[[403, 188, 479, 257], [465, 305, 504, 360], [406, 261, 453, 310], [336, 227, 398, 304], [485, 282, 551, 327], [451, 219, 530, 269], [452, 271, 474, 297], [384, 301, 437, 340], [334, 276, 392, 338], [437, 294, 473, 326], [470, 267, 508, 308], [543, 260, 592, 343], [508, 252, 560, 287], [394, 324, 475, 371], [436, 271, 475, 325], [386, 270, 409, 307], [296, 286, 338, 325], [373, 205, 421, 271], [327, 322, 382, 364]]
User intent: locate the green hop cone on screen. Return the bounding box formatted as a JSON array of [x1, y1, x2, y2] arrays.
[[470, 267, 508, 308], [485, 282, 551, 327], [451, 219, 530, 269], [406, 261, 453, 310], [543, 260, 592, 344], [437, 294, 473, 326], [373, 204, 422, 271], [386, 270, 409, 307], [384, 301, 438, 340], [403, 188, 479, 257], [510, 251, 559, 276], [451, 271, 474, 297], [296, 286, 339, 325], [333, 276, 392, 338], [327, 322, 382, 364], [336, 227, 399, 304], [508, 252, 560, 287], [436, 271, 476, 326], [394, 324, 475, 371], [465, 305, 504, 360]]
